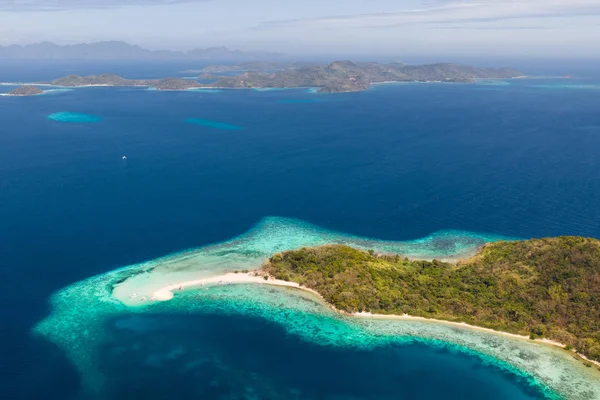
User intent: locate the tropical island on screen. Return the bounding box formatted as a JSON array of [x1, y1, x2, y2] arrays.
[[7, 86, 43, 96], [39, 214, 600, 400], [48, 74, 202, 91], [38, 61, 523, 93], [262, 237, 600, 363], [208, 60, 522, 93]]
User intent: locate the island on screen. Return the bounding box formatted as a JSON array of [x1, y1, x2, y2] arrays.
[[262, 236, 600, 364], [37, 215, 600, 400], [152, 78, 201, 91], [7, 86, 43, 96], [48, 74, 201, 91], [207, 61, 523, 93], [38, 60, 523, 93], [50, 73, 142, 87]]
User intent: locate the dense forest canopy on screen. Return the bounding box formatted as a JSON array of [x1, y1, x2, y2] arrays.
[[264, 237, 600, 362]]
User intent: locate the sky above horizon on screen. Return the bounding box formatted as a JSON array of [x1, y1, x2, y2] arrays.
[[0, 0, 599, 58]]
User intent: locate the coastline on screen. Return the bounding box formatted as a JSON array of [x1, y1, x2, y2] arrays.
[[150, 272, 304, 301], [354, 311, 600, 368], [144, 270, 600, 369], [34, 215, 600, 399], [0, 77, 525, 94]]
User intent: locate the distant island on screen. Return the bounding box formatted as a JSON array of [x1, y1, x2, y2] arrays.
[[7, 86, 43, 96], [209, 61, 523, 93], [48, 74, 202, 91], [0, 41, 282, 61], [38, 61, 523, 93], [263, 237, 600, 364]]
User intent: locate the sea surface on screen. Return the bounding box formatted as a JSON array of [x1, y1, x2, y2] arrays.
[[1, 60, 600, 400]]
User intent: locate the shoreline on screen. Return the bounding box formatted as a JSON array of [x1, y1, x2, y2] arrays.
[[0, 76, 530, 94], [143, 270, 600, 369], [150, 272, 305, 301], [353, 311, 599, 368]]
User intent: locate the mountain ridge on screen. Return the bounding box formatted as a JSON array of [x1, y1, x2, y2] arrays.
[[4, 60, 522, 94], [209, 60, 523, 93], [0, 41, 282, 60]]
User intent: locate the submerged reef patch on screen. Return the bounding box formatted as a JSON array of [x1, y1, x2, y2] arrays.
[[41, 89, 74, 96], [48, 112, 101, 123]]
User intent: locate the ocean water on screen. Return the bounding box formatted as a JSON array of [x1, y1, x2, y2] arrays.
[[1, 61, 600, 400], [185, 118, 243, 130], [98, 312, 545, 400]]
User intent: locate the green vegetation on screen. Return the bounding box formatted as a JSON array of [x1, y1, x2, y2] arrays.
[[8, 86, 43, 96], [264, 237, 600, 362], [209, 61, 522, 93]]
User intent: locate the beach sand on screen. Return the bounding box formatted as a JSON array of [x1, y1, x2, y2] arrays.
[[136, 270, 600, 368], [151, 272, 303, 301]]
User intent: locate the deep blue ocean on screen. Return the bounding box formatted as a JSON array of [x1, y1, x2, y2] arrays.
[[1, 60, 599, 399]]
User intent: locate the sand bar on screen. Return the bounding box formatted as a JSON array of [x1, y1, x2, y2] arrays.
[[151, 272, 303, 301]]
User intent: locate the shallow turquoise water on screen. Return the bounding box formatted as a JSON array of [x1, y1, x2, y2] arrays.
[[110, 216, 515, 303], [41, 89, 74, 96], [47, 111, 101, 123]]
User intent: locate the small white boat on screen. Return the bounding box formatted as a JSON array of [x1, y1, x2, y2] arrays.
[[122, 156, 127, 160]]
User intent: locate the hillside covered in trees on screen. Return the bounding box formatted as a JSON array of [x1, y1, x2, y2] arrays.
[[263, 237, 600, 362]]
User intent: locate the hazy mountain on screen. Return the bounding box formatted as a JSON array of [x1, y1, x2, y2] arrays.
[[0, 41, 282, 61]]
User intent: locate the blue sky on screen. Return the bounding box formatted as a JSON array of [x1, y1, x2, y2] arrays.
[[1, 0, 599, 57]]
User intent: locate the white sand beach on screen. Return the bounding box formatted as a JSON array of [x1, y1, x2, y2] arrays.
[[151, 272, 303, 301], [134, 270, 600, 368]]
